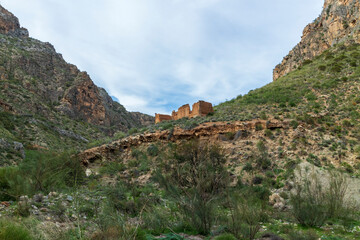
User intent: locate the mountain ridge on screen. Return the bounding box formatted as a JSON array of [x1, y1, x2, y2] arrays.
[[0, 4, 153, 160], [0, 4, 153, 131]]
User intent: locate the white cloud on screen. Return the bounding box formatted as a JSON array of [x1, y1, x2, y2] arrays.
[[1, 0, 324, 115]]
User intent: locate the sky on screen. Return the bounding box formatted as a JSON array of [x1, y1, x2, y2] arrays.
[[1, 0, 324, 115]]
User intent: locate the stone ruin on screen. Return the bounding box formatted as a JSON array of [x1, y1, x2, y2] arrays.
[[155, 100, 214, 123]]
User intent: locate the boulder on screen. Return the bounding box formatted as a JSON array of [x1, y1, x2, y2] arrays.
[[269, 193, 286, 210]]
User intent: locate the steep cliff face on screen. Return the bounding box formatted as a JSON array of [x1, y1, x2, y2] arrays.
[[273, 0, 360, 81], [0, 4, 153, 134], [0, 5, 28, 37]]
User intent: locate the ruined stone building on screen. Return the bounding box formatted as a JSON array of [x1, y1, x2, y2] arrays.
[[155, 100, 214, 123]]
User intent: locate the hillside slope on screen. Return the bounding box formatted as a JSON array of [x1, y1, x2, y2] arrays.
[[0, 5, 153, 162], [82, 42, 360, 185]]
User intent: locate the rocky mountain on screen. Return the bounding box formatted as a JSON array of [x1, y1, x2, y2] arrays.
[[273, 0, 360, 80], [0, 4, 153, 157]]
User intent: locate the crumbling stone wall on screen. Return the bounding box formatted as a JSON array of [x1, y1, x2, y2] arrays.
[[155, 100, 214, 123], [190, 101, 214, 118], [175, 104, 190, 119], [155, 114, 173, 124]]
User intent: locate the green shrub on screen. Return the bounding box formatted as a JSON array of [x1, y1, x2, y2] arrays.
[[128, 128, 138, 135], [183, 121, 198, 130], [318, 65, 326, 71], [305, 92, 317, 101], [16, 197, 30, 217], [330, 64, 342, 73], [161, 123, 174, 130], [288, 230, 318, 240], [0, 112, 16, 131], [147, 144, 159, 157], [127, 159, 139, 168], [21, 150, 85, 193], [350, 60, 357, 67], [306, 154, 321, 167], [341, 162, 354, 173], [255, 124, 263, 131], [131, 149, 143, 159], [302, 59, 312, 65], [291, 170, 327, 227], [142, 206, 174, 235], [214, 233, 237, 240], [154, 140, 230, 235], [260, 111, 267, 120], [225, 132, 236, 140], [265, 171, 275, 178], [114, 131, 126, 139], [252, 175, 263, 185], [291, 170, 351, 227], [99, 162, 126, 175], [264, 129, 273, 139], [0, 219, 33, 240], [290, 120, 299, 129], [242, 162, 253, 172], [250, 185, 271, 201], [254, 141, 272, 170], [0, 167, 23, 201], [0, 150, 84, 199], [146, 233, 185, 240], [227, 194, 267, 240]]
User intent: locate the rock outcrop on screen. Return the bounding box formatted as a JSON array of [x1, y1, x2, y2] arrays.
[[79, 119, 288, 165], [155, 101, 214, 123], [0, 5, 28, 37], [273, 0, 360, 81], [130, 112, 155, 126]]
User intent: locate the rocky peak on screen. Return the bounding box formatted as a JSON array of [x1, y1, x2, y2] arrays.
[[0, 5, 28, 37], [273, 0, 360, 81]]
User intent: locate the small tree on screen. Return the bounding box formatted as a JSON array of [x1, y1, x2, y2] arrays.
[[227, 196, 265, 240], [154, 140, 229, 234]]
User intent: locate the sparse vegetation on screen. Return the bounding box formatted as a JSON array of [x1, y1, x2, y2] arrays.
[[1, 5, 360, 240], [291, 168, 355, 227]]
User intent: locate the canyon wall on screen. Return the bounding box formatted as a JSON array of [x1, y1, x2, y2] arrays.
[[273, 0, 360, 81]]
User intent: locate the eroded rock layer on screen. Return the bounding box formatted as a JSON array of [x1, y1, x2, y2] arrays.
[[79, 119, 288, 165]]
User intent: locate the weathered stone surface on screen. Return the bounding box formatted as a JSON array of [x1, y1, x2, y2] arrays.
[[156, 101, 214, 123], [0, 5, 28, 37], [234, 130, 249, 140], [56, 128, 89, 142], [155, 114, 173, 124], [0, 138, 25, 159], [130, 112, 154, 126], [269, 193, 286, 210], [190, 101, 213, 118], [273, 0, 360, 81], [59, 72, 108, 126], [79, 119, 289, 165], [173, 104, 191, 119]]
